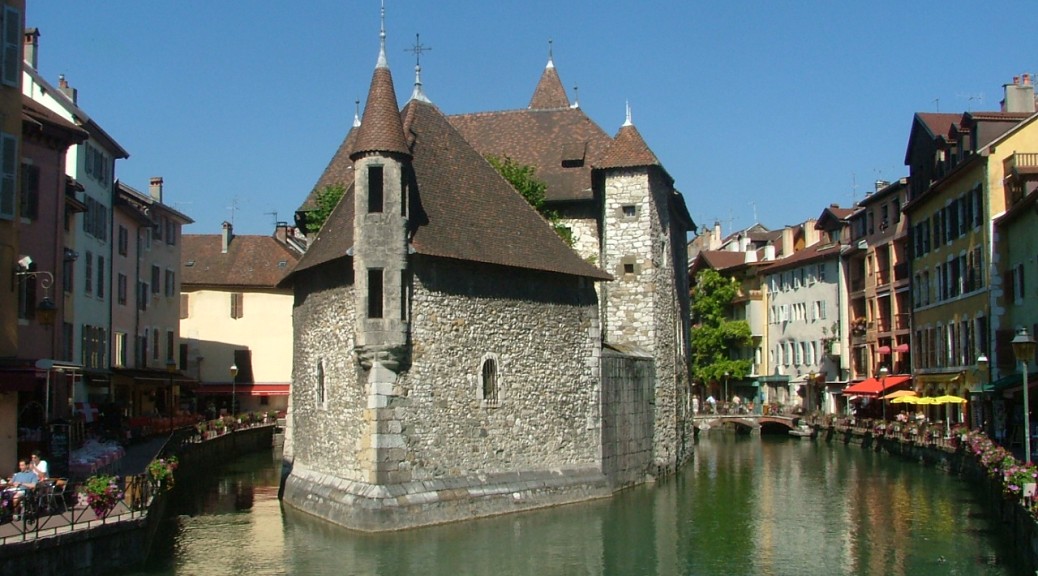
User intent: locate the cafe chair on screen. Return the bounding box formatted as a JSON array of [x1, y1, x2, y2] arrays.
[[37, 479, 69, 514]]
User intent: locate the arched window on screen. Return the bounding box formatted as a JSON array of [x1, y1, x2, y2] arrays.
[[480, 356, 498, 406]]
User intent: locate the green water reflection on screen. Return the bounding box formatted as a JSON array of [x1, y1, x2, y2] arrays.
[[130, 433, 1025, 575]]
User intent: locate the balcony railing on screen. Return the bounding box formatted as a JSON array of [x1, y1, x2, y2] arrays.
[[1006, 152, 1038, 176]]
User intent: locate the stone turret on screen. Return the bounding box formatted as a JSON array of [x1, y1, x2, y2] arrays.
[[350, 17, 412, 376]]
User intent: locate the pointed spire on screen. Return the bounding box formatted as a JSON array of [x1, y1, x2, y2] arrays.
[[529, 39, 569, 109], [352, 2, 410, 159], [353, 98, 362, 128], [571, 85, 580, 109], [376, 0, 388, 68], [623, 100, 632, 126], [407, 33, 432, 103]]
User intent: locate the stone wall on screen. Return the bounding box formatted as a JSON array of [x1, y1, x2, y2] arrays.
[[283, 257, 611, 530], [600, 349, 655, 489], [289, 263, 367, 482]]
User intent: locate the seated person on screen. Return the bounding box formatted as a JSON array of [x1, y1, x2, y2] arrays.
[[8, 459, 38, 517], [29, 450, 48, 481]]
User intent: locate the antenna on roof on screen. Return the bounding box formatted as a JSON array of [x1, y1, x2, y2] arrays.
[[749, 201, 758, 224], [227, 196, 239, 226], [933, 97, 940, 112], [958, 92, 984, 112], [265, 211, 279, 228]]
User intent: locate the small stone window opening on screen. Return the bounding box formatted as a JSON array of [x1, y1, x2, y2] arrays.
[[622, 204, 636, 217], [481, 357, 498, 406], [368, 165, 384, 213], [317, 360, 326, 408], [368, 268, 383, 318], [623, 263, 635, 275]]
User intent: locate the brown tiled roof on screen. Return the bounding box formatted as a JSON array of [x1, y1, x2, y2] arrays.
[[758, 242, 841, 273], [182, 233, 300, 288], [596, 123, 662, 171], [22, 96, 89, 143], [448, 107, 613, 202], [696, 250, 749, 272], [299, 128, 358, 212], [406, 100, 608, 279], [529, 63, 570, 109], [292, 99, 610, 282], [352, 66, 410, 159]]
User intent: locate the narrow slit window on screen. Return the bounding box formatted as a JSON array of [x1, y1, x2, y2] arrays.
[[368, 165, 384, 213], [368, 268, 384, 318]]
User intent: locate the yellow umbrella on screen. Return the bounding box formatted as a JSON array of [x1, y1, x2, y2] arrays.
[[913, 397, 939, 404], [884, 389, 917, 400], [890, 396, 920, 404], [932, 395, 968, 404]]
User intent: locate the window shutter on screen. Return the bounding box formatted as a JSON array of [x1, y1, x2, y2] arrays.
[[1, 6, 20, 88], [0, 132, 15, 218]]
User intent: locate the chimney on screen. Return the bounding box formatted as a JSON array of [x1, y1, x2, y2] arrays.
[[875, 180, 889, 193], [221, 221, 233, 254], [23, 28, 39, 69], [274, 221, 290, 243], [57, 74, 78, 105], [803, 219, 820, 247], [1002, 74, 1036, 113], [781, 227, 794, 257], [744, 248, 757, 264], [149, 177, 164, 202], [763, 242, 776, 262], [712, 221, 721, 250]]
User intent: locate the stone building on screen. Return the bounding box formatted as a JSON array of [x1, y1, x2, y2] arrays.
[[280, 19, 693, 531]]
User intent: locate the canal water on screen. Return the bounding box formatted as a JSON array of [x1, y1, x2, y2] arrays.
[[127, 432, 1026, 575]]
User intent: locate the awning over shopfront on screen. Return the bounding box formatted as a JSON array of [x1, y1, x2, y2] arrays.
[[194, 384, 290, 396], [842, 375, 911, 397], [986, 372, 1038, 394]]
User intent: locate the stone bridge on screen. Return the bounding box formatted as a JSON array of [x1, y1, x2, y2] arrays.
[[693, 414, 800, 434]]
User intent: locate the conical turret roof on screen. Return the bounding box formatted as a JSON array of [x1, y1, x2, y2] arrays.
[[352, 57, 410, 158], [528, 58, 570, 110], [597, 121, 661, 170]]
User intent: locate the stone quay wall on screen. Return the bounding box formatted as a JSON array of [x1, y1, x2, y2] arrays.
[[824, 424, 1037, 572]]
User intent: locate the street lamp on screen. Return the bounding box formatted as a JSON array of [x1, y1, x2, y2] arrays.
[[166, 359, 177, 433], [878, 365, 889, 421], [723, 371, 730, 405], [1012, 328, 1036, 463], [229, 364, 238, 417], [977, 354, 989, 434]]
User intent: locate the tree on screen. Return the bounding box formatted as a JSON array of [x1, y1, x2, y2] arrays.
[[689, 268, 753, 386], [486, 155, 574, 246], [304, 184, 345, 234]]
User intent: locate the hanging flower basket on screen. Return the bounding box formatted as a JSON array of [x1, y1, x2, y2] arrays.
[[147, 456, 179, 491], [81, 474, 124, 518]]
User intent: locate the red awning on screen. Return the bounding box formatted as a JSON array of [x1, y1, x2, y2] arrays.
[[194, 384, 290, 396], [877, 345, 892, 355], [896, 343, 910, 353], [842, 375, 911, 396]]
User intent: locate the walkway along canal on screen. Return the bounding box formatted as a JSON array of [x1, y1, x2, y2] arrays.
[[126, 424, 1027, 575], [0, 421, 275, 576]]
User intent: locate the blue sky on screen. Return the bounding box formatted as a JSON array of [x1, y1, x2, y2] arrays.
[[25, 1, 1037, 238]]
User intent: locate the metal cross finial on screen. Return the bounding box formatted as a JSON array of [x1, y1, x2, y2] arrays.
[[406, 33, 431, 68]]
